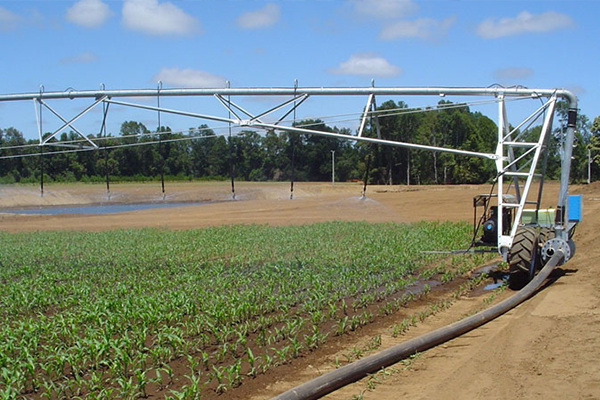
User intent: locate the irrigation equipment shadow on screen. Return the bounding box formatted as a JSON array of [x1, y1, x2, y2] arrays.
[[487, 270, 509, 284], [537, 267, 578, 292]]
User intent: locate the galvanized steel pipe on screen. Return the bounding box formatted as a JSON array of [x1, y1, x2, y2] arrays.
[[0, 86, 576, 102]]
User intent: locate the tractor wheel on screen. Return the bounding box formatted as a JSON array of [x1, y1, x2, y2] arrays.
[[508, 227, 540, 290], [539, 227, 554, 246]]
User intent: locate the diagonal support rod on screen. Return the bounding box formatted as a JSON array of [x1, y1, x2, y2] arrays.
[[214, 94, 243, 121], [104, 99, 236, 125], [358, 94, 382, 138], [214, 94, 260, 123], [498, 146, 538, 177], [251, 121, 498, 160], [253, 94, 309, 123], [40, 96, 106, 147], [497, 96, 557, 251], [275, 94, 310, 125], [503, 98, 554, 142], [33, 98, 43, 142], [38, 99, 100, 148], [500, 97, 522, 202], [507, 97, 556, 244]]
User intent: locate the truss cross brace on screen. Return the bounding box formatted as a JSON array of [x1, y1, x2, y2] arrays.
[[36, 96, 106, 149], [496, 96, 557, 251], [358, 94, 381, 139]]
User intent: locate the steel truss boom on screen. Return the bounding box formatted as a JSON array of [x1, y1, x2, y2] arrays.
[[104, 98, 496, 160], [0, 85, 578, 257], [0, 86, 576, 102]]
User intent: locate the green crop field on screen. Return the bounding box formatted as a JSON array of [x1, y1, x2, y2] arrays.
[[0, 221, 490, 399]]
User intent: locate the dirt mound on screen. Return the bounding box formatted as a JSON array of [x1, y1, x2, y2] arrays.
[[571, 180, 600, 195]]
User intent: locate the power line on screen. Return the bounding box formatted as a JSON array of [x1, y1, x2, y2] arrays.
[[0, 128, 235, 160], [0, 125, 226, 152]]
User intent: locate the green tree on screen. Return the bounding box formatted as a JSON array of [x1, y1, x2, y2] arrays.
[[0, 127, 28, 182], [112, 121, 149, 177], [261, 130, 287, 180], [552, 101, 592, 182], [589, 115, 600, 181]]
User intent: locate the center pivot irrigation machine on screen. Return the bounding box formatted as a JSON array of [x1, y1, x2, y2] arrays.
[[0, 85, 582, 288]]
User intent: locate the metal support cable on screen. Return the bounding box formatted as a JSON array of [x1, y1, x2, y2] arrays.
[[535, 119, 554, 215], [38, 90, 44, 198], [0, 129, 234, 160], [275, 97, 509, 136], [227, 81, 236, 200], [361, 103, 377, 197], [39, 143, 44, 198], [104, 145, 110, 200], [290, 79, 298, 200], [0, 125, 223, 153], [157, 81, 166, 200], [100, 92, 111, 200]]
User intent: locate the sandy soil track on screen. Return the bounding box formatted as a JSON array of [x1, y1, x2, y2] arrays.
[[1, 181, 598, 399]]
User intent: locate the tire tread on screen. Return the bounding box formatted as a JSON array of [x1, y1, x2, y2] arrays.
[[508, 227, 538, 290]]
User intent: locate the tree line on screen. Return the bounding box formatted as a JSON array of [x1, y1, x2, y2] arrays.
[[0, 100, 597, 185]]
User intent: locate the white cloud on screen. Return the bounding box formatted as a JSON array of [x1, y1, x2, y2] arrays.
[[236, 3, 280, 29], [154, 68, 225, 88], [66, 0, 112, 28], [493, 67, 534, 81], [379, 16, 456, 41], [0, 6, 20, 31], [329, 53, 401, 77], [59, 51, 97, 65], [477, 11, 573, 39], [352, 0, 418, 20], [122, 0, 200, 36]]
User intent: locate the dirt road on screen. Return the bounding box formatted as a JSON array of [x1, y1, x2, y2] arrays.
[[1, 181, 598, 399]]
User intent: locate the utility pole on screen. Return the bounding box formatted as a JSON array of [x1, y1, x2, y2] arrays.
[[588, 148, 592, 184], [331, 150, 335, 185]]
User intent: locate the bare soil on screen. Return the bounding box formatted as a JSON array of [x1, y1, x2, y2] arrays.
[[1, 181, 599, 399]]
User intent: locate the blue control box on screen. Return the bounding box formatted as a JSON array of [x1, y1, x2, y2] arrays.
[[568, 194, 582, 222]]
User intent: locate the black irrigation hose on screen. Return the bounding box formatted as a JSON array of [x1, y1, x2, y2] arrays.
[[230, 159, 236, 200], [104, 147, 110, 198], [159, 137, 166, 199], [228, 135, 236, 200], [157, 88, 166, 200], [361, 152, 371, 198], [290, 138, 296, 200], [39, 145, 44, 197], [271, 250, 565, 400], [101, 102, 111, 199]]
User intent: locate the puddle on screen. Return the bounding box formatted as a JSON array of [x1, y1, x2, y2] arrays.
[[483, 281, 505, 291], [0, 201, 210, 215]]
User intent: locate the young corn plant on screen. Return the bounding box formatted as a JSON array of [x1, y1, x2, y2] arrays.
[[0, 221, 478, 399], [211, 365, 227, 395]]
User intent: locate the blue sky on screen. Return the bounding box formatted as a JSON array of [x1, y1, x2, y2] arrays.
[[0, 0, 598, 140]]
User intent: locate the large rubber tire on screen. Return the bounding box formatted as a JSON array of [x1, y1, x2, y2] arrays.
[[508, 227, 539, 290], [539, 227, 554, 246]]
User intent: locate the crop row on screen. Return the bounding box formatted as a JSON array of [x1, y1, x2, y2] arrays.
[[0, 221, 491, 399]]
